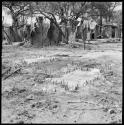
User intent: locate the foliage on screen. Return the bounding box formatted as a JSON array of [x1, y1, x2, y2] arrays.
[[2, 2, 122, 43], [112, 10, 122, 25], [2, 2, 121, 26], [88, 2, 121, 22]]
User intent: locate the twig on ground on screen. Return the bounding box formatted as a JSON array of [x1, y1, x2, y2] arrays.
[[3, 68, 21, 80], [68, 106, 121, 111], [20, 72, 53, 78], [2, 67, 11, 76], [76, 111, 84, 122], [67, 100, 96, 105]]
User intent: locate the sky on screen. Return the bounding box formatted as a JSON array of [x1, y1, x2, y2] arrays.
[[114, 4, 122, 11], [2, 7, 13, 26]]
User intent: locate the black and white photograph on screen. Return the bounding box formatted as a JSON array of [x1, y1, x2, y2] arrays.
[[2, 1, 122, 123]]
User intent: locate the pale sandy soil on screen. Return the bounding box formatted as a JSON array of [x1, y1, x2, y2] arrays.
[[2, 42, 122, 123]]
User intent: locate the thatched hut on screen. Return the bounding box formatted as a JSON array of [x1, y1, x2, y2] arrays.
[[118, 24, 122, 38], [102, 23, 119, 38], [88, 22, 120, 39]]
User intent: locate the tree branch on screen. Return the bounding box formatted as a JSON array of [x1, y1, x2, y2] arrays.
[[37, 6, 65, 38], [15, 8, 30, 17]]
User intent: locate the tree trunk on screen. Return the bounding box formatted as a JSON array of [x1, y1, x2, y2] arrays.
[[106, 16, 107, 23], [99, 13, 102, 38], [11, 16, 22, 42], [108, 16, 111, 22], [3, 28, 12, 44]]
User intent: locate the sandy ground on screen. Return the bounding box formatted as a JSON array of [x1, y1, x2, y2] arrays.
[[2, 42, 122, 123]]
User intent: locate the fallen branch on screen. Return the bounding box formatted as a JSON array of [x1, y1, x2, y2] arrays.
[[3, 68, 21, 80], [20, 72, 52, 76], [67, 100, 96, 105], [2, 29, 12, 44], [2, 67, 11, 76], [68, 106, 121, 111], [76, 111, 84, 122]]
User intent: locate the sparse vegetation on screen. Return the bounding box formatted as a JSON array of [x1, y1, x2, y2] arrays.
[[2, 1, 122, 123], [2, 42, 122, 123]]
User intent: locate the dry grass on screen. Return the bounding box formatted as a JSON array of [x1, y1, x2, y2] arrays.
[[2, 42, 122, 123]]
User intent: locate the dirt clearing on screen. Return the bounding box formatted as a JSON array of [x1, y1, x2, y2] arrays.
[[2, 42, 122, 123]]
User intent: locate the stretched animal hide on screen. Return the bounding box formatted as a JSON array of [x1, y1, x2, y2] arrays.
[[23, 16, 61, 47], [31, 17, 50, 47], [47, 21, 62, 45]]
